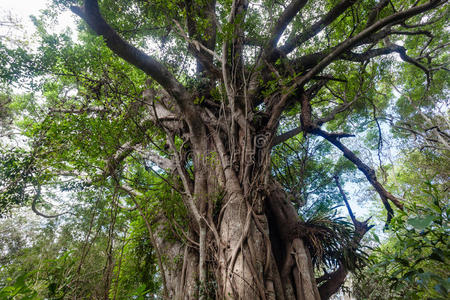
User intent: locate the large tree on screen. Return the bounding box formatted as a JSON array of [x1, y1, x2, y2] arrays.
[[2, 0, 449, 299]]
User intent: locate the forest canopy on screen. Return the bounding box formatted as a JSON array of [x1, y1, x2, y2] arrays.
[[0, 0, 448, 299]]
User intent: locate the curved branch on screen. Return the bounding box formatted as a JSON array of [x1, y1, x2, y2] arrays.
[[291, 28, 389, 71], [299, 91, 402, 223], [395, 46, 431, 85], [133, 147, 175, 171], [317, 265, 348, 300], [31, 186, 67, 218], [70, 0, 195, 115], [293, 43, 432, 87], [314, 127, 401, 222]]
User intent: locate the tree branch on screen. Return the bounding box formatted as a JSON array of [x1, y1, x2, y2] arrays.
[[31, 186, 67, 218], [293, 43, 432, 88], [318, 175, 373, 300], [49, 106, 107, 115], [314, 127, 402, 222], [317, 264, 348, 300], [272, 127, 303, 147], [366, 0, 390, 28], [316, 100, 355, 126], [133, 146, 175, 171], [70, 0, 195, 116], [292, 28, 391, 72], [334, 175, 356, 223], [266, 0, 308, 51], [182, 0, 220, 78], [279, 0, 357, 55], [173, 19, 221, 78], [298, 91, 402, 223], [293, 0, 444, 87]]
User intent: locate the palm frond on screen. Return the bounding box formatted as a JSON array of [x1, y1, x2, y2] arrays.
[[298, 208, 368, 271]]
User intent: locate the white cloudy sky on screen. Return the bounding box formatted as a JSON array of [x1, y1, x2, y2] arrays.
[[0, 0, 47, 18], [0, 0, 76, 36]]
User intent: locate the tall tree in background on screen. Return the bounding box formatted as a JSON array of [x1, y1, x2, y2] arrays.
[[1, 0, 448, 299]]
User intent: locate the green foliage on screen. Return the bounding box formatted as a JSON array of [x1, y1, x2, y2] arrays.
[[0, 148, 35, 216], [303, 207, 366, 272], [110, 217, 161, 299], [354, 156, 449, 299], [130, 284, 151, 300], [0, 271, 40, 300], [0, 185, 130, 299], [0, 39, 33, 86], [0, 94, 13, 130]]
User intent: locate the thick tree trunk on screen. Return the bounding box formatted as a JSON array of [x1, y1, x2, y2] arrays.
[[134, 95, 328, 299], [159, 186, 321, 300], [155, 139, 322, 299]]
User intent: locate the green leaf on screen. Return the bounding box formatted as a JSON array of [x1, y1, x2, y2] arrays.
[[429, 248, 447, 263], [372, 232, 381, 244], [407, 215, 435, 230], [434, 284, 447, 296]]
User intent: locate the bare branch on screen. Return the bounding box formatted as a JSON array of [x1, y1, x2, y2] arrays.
[[298, 90, 402, 223], [314, 127, 402, 221], [49, 106, 107, 115], [334, 175, 356, 223]]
